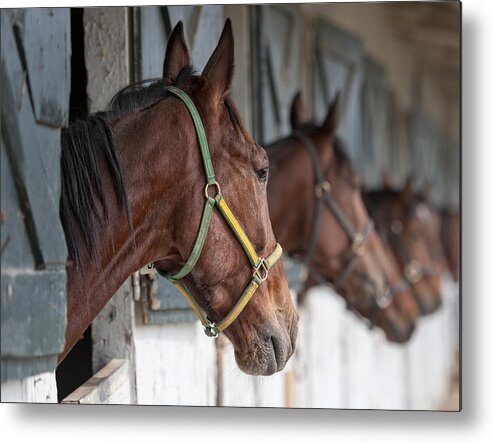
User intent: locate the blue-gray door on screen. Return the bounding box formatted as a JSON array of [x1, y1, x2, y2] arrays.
[[1, 9, 70, 382], [254, 4, 301, 145], [313, 21, 364, 174]]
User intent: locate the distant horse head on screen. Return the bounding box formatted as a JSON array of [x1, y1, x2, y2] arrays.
[[266, 92, 417, 342], [364, 180, 443, 315], [60, 20, 297, 375]]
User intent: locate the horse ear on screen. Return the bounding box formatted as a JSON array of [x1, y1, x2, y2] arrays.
[[201, 19, 234, 101], [382, 172, 394, 190], [290, 91, 305, 130], [162, 21, 191, 85], [322, 92, 341, 135], [400, 175, 414, 203]]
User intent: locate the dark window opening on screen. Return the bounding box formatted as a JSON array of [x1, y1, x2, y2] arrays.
[[55, 8, 92, 403]]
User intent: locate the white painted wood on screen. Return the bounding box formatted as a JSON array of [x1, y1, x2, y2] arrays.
[[372, 330, 408, 410], [342, 308, 378, 409], [133, 320, 216, 406], [295, 287, 345, 408], [1, 371, 57, 403], [289, 278, 458, 410], [220, 342, 256, 407], [62, 359, 131, 404]]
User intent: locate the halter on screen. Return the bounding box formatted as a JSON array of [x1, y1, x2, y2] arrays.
[[387, 217, 439, 287], [292, 131, 374, 291], [292, 131, 396, 328], [141, 86, 283, 338]]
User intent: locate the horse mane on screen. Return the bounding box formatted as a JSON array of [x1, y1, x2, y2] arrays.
[[60, 65, 196, 270]]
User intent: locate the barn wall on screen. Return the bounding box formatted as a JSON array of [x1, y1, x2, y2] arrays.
[[300, 2, 460, 145]]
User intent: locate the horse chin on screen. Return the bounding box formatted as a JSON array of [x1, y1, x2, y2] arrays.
[[233, 323, 296, 376], [380, 315, 415, 343], [414, 287, 442, 316]]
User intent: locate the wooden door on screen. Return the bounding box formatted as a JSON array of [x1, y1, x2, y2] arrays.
[[1, 9, 70, 382], [313, 21, 365, 174], [254, 4, 301, 145]]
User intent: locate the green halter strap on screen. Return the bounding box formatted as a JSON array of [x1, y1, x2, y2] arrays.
[[141, 85, 283, 338]]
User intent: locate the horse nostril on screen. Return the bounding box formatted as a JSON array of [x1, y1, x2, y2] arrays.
[[270, 335, 280, 367]]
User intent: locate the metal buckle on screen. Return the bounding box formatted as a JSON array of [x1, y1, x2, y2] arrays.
[[204, 181, 221, 199], [376, 286, 393, 309], [315, 180, 331, 199], [352, 233, 366, 256], [253, 258, 269, 283], [204, 318, 219, 338], [404, 260, 423, 284]]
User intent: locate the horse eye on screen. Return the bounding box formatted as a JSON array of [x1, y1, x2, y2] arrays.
[[256, 167, 269, 183]]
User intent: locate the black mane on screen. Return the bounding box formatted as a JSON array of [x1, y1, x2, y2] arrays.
[[60, 66, 195, 270]]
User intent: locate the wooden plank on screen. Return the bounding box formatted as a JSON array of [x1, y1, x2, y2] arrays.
[[361, 57, 393, 187], [1, 271, 66, 359], [1, 12, 68, 267], [1, 371, 58, 403], [295, 288, 345, 408], [21, 8, 71, 127], [314, 20, 364, 167], [257, 5, 301, 144], [1, 9, 68, 383], [62, 359, 131, 404], [133, 321, 216, 406]]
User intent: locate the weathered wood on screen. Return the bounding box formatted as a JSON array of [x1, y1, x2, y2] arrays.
[[83, 7, 138, 404], [1, 371, 58, 403], [257, 4, 301, 145], [132, 321, 216, 406], [361, 57, 393, 187], [20, 8, 71, 127], [1, 11, 68, 267], [1, 272, 66, 358], [62, 359, 131, 404], [314, 20, 364, 168], [1, 9, 68, 384]]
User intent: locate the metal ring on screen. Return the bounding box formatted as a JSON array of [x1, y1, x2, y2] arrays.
[[315, 180, 331, 199], [253, 259, 269, 283], [352, 233, 366, 256], [376, 287, 393, 309], [404, 260, 423, 284], [204, 318, 219, 338], [204, 181, 221, 199]]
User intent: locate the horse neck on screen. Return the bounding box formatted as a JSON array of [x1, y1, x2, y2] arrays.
[[61, 101, 188, 361], [266, 141, 314, 254]]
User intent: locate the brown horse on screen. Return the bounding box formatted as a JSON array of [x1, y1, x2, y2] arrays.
[[440, 208, 460, 282], [59, 20, 297, 376], [363, 182, 443, 315], [266, 92, 418, 343]]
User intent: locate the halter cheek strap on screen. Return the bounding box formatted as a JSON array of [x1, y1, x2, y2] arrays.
[[141, 86, 282, 338], [292, 131, 374, 292]]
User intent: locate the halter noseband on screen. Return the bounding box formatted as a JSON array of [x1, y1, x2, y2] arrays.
[[388, 217, 439, 287], [141, 86, 282, 338]]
